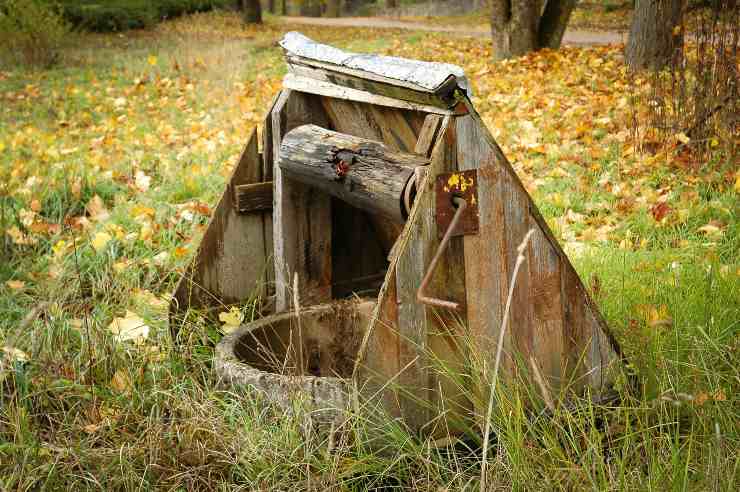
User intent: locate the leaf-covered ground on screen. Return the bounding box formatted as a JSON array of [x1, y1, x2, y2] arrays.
[[1, 11, 737, 490]]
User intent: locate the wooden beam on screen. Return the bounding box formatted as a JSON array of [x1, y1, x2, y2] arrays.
[[283, 72, 454, 116], [233, 181, 273, 213], [279, 125, 428, 223], [272, 91, 333, 312]]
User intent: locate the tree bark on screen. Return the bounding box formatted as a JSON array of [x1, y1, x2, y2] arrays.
[[490, 0, 577, 60], [300, 0, 322, 17], [626, 0, 686, 70], [325, 0, 341, 17], [239, 0, 262, 23], [279, 125, 429, 223]]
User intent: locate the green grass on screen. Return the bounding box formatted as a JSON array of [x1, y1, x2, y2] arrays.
[[1, 10, 738, 490]]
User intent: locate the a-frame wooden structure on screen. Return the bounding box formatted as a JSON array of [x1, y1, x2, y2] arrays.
[[172, 32, 622, 433]]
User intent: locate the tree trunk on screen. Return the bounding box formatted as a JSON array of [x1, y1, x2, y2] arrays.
[[239, 0, 262, 23], [538, 0, 577, 48], [267, 0, 275, 14], [300, 0, 322, 17], [626, 0, 685, 70], [325, 0, 341, 17], [490, 0, 577, 60], [387, 0, 398, 8]]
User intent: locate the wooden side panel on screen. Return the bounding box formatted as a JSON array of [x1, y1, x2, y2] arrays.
[[501, 170, 534, 368], [273, 90, 333, 311], [455, 107, 621, 399], [172, 128, 268, 316], [457, 116, 509, 371], [562, 267, 590, 393], [528, 222, 564, 391], [415, 114, 443, 157]]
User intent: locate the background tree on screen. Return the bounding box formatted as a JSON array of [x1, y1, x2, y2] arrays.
[[325, 0, 341, 17], [490, 0, 578, 60], [625, 0, 685, 70], [300, 0, 322, 16], [237, 0, 262, 23]]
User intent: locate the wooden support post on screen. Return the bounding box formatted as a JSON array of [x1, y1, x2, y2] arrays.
[[279, 125, 429, 223]]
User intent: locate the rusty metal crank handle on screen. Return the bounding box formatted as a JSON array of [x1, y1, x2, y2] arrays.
[[416, 196, 467, 311]]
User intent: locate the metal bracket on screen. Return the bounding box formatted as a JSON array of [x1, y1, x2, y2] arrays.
[[435, 170, 479, 238], [416, 170, 479, 311]]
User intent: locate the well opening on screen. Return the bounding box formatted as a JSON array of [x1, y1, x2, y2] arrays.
[[233, 299, 375, 378]]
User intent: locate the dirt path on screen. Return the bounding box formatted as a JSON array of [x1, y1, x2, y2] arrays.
[[280, 16, 627, 46]]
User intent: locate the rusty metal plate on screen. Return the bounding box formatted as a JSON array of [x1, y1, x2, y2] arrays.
[[435, 170, 479, 238]]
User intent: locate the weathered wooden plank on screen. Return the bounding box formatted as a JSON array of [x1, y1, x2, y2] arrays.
[[171, 128, 268, 321], [286, 56, 460, 108], [527, 222, 564, 392], [283, 71, 454, 116], [415, 114, 443, 157], [394, 116, 470, 432], [233, 181, 273, 213], [501, 172, 534, 370], [279, 125, 428, 223], [272, 90, 333, 312], [320, 97, 418, 258], [562, 267, 589, 394], [456, 120, 508, 375], [456, 99, 622, 396], [367, 105, 419, 152]]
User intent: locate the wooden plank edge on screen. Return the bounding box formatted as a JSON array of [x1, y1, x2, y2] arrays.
[[283, 73, 454, 116]]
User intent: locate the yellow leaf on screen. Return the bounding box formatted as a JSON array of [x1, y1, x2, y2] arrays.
[[110, 369, 132, 393], [697, 224, 723, 236], [0, 142, 5, 152], [139, 224, 153, 242], [83, 423, 103, 434], [91, 231, 112, 252], [5, 280, 25, 290], [108, 310, 149, 344], [86, 195, 110, 222], [676, 132, 690, 144], [6, 226, 37, 245], [2, 346, 28, 363], [638, 304, 672, 328], [134, 170, 151, 192], [219, 307, 243, 334], [734, 174, 740, 192], [147, 55, 158, 66]]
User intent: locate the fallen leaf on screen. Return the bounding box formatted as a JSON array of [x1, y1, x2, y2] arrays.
[[110, 369, 132, 393], [91, 231, 112, 252], [83, 423, 103, 434], [108, 310, 150, 344], [219, 307, 243, 334], [650, 202, 672, 222], [5, 280, 25, 290], [86, 195, 110, 222], [1, 346, 28, 363], [697, 223, 723, 237], [147, 55, 158, 66], [134, 171, 151, 192], [637, 304, 673, 328]]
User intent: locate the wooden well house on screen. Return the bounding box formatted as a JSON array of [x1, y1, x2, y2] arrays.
[[172, 32, 622, 434]]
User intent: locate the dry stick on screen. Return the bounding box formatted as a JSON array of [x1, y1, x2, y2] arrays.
[[479, 229, 535, 492], [292, 272, 304, 376]]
